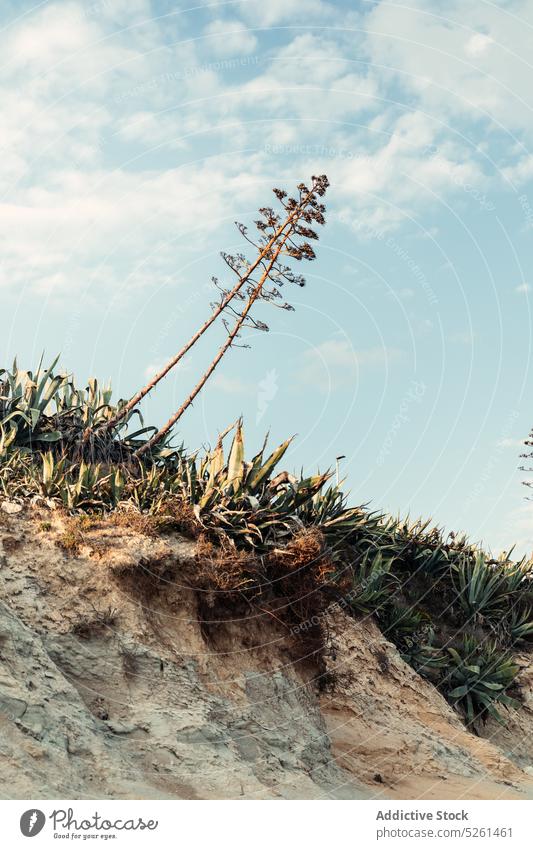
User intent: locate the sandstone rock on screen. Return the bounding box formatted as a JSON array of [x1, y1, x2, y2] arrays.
[[0, 512, 532, 799]]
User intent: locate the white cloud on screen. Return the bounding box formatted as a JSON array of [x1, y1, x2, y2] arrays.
[[238, 0, 331, 26], [231, 33, 378, 123], [1, 0, 532, 302], [143, 358, 192, 381], [322, 111, 484, 231], [365, 0, 533, 139], [495, 500, 533, 557], [465, 33, 493, 58], [449, 330, 475, 345], [203, 19, 258, 56], [0, 158, 266, 295], [515, 283, 531, 294], [503, 156, 533, 185]]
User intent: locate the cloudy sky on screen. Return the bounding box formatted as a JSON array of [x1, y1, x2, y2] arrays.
[[3, 0, 533, 552]]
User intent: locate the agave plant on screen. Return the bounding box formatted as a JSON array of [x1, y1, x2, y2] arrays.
[[38, 451, 69, 497], [378, 601, 428, 643], [345, 549, 399, 615], [196, 420, 296, 509], [297, 484, 383, 561], [452, 552, 511, 622], [165, 419, 333, 548], [0, 356, 67, 450], [498, 553, 533, 595], [443, 637, 520, 726], [505, 606, 533, 644], [0, 357, 174, 462], [402, 629, 448, 681]]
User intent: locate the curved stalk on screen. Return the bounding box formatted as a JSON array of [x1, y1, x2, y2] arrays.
[[135, 229, 292, 457], [86, 182, 319, 444]]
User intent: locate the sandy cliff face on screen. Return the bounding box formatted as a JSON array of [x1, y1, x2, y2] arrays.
[[0, 509, 532, 800]]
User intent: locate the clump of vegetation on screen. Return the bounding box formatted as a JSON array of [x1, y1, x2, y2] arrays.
[[0, 357, 170, 463], [56, 526, 84, 554], [443, 638, 520, 725]]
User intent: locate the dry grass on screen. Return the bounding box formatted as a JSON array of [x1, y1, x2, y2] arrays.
[[56, 527, 84, 554], [195, 535, 260, 596], [55, 514, 102, 554], [110, 498, 200, 539], [268, 528, 325, 570]]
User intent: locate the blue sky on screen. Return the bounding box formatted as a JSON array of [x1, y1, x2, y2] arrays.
[[2, 0, 533, 553]]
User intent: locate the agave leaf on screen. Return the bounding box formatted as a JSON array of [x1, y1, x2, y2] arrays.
[[246, 431, 269, 485], [248, 436, 293, 492], [111, 468, 126, 503], [206, 436, 225, 493], [36, 431, 63, 442], [479, 680, 504, 691], [497, 693, 520, 709], [227, 418, 245, 494], [449, 684, 469, 698], [125, 426, 158, 440]]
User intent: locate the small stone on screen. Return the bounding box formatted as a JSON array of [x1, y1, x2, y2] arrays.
[[1, 501, 22, 514]]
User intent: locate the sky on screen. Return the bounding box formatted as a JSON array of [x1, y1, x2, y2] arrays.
[[2, 0, 533, 554]]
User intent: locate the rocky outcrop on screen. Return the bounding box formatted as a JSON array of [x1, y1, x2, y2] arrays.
[[0, 509, 532, 799], [321, 611, 532, 799]]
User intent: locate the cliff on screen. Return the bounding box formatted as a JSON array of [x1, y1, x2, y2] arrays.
[[1, 507, 532, 800]]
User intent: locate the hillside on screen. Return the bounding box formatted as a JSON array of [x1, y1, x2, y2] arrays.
[[1, 507, 532, 800]]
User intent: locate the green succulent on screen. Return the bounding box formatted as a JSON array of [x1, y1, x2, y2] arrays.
[[443, 637, 520, 726], [0, 356, 173, 462], [345, 549, 399, 614], [401, 629, 448, 681], [505, 606, 533, 644], [453, 553, 510, 621], [378, 601, 428, 643]]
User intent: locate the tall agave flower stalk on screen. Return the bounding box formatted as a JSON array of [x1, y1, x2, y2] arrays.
[[88, 174, 328, 450], [135, 174, 329, 457]]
